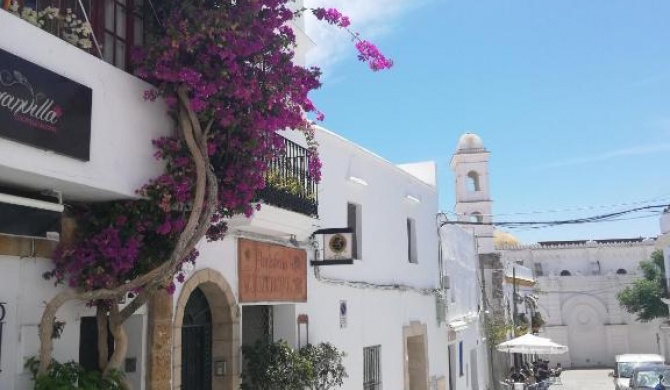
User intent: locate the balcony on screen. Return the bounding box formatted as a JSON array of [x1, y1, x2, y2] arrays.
[[256, 137, 319, 218], [225, 136, 319, 240], [2, 1, 150, 72]]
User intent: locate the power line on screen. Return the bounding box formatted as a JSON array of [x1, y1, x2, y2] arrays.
[[444, 194, 670, 219], [509, 212, 663, 231], [441, 204, 669, 230]]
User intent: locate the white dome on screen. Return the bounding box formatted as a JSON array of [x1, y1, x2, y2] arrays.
[[456, 133, 484, 151]]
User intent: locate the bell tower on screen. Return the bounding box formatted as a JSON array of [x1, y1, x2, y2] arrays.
[[450, 133, 494, 253]]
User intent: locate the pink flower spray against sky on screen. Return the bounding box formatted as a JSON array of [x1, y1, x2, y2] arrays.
[[310, 7, 394, 72]]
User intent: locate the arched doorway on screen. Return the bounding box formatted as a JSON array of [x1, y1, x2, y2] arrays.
[[562, 294, 608, 368], [182, 287, 212, 390], [174, 269, 240, 390]]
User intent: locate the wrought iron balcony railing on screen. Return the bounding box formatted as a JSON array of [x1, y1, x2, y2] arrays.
[[256, 137, 318, 218]]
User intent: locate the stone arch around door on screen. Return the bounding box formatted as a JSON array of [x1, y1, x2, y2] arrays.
[[561, 293, 608, 368], [174, 269, 240, 390]]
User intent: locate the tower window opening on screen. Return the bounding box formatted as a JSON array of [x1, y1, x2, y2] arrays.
[[467, 171, 480, 192], [616, 268, 627, 275], [560, 270, 571, 276], [469, 212, 483, 224]]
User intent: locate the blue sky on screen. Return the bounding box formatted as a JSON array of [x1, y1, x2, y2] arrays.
[[304, 0, 670, 244]]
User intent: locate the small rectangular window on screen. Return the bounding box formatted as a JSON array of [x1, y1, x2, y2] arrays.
[[363, 345, 381, 390], [347, 203, 362, 259], [407, 217, 417, 263], [534, 262, 543, 277]]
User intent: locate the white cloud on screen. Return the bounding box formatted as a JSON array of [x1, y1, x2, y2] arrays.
[[539, 143, 670, 169], [303, 0, 426, 74]]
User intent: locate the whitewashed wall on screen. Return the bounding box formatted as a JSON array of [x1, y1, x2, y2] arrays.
[[441, 224, 488, 390], [295, 127, 450, 389], [0, 11, 168, 202], [0, 256, 95, 390], [442, 225, 479, 322], [500, 241, 661, 368], [501, 241, 656, 277], [0, 12, 170, 390]]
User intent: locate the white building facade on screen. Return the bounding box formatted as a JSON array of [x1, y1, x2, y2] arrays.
[[297, 128, 450, 390], [0, 7, 169, 389], [0, 7, 459, 390], [441, 224, 488, 390], [658, 208, 670, 364], [498, 239, 661, 368]]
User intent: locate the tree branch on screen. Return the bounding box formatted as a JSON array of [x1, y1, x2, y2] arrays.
[[38, 85, 216, 374]]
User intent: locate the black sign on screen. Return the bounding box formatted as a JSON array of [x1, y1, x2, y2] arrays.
[[0, 48, 92, 160]]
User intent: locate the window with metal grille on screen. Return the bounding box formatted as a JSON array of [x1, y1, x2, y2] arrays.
[[363, 345, 381, 390], [241, 305, 273, 347]]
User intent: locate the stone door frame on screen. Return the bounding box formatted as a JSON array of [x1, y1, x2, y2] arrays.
[[173, 269, 241, 389]]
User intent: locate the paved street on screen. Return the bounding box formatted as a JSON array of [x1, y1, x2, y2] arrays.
[[558, 369, 613, 390]]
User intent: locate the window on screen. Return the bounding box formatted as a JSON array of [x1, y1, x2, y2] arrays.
[[347, 203, 362, 259], [15, 0, 147, 71], [363, 345, 381, 390], [407, 217, 417, 263], [616, 268, 627, 275], [534, 262, 544, 277], [560, 270, 571, 276], [467, 171, 480, 192], [458, 341, 464, 377], [99, 0, 147, 70], [469, 212, 483, 224]]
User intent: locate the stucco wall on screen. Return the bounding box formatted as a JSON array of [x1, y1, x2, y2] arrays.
[[0, 11, 169, 202], [501, 242, 661, 368], [0, 256, 92, 389]]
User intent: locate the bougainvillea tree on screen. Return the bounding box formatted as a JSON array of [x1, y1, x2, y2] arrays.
[[35, 0, 391, 378]]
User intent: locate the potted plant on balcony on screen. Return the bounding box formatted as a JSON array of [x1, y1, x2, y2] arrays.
[[4, 2, 93, 49]]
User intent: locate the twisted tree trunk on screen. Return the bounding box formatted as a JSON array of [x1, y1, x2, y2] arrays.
[[96, 305, 109, 371], [37, 86, 218, 375], [105, 304, 128, 374]]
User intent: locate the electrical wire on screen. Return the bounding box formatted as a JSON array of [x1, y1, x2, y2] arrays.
[[444, 194, 670, 219], [441, 204, 668, 230], [313, 266, 442, 297]]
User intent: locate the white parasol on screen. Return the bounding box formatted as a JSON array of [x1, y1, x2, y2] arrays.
[[497, 333, 568, 355]]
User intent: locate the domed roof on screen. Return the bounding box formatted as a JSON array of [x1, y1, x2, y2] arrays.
[[456, 133, 485, 152], [494, 230, 521, 248]]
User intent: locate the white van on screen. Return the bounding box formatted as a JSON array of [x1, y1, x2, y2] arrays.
[[613, 354, 665, 390]]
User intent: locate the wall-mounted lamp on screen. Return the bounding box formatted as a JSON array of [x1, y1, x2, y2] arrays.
[[214, 359, 227, 377], [0, 302, 5, 372], [405, 194, 421, 204], [348, 175, 368, 186], [298, 314, 309, 349]]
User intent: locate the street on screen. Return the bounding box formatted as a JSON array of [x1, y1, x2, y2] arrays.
[[558, 369, 613, 390]]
